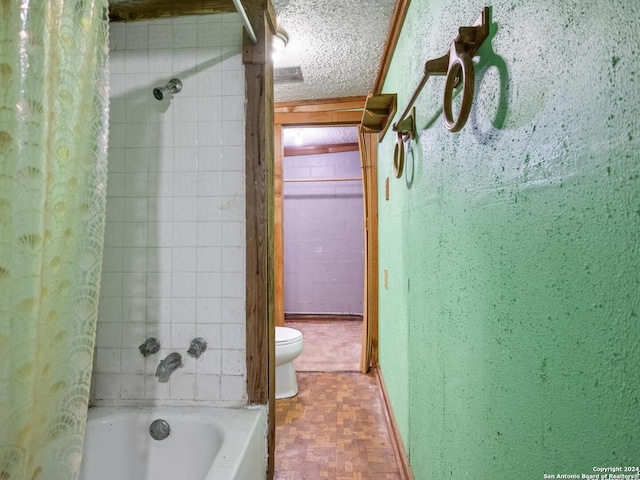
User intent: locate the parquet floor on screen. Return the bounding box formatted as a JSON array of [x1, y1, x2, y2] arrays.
[[286, 319, 362, 372], [274, 372, 401, 480]]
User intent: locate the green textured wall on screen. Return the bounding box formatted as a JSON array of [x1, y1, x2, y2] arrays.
[[378, 1, 640, 478]]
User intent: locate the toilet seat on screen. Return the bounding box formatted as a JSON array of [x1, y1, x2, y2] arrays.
[[276, 327, 303, 346]]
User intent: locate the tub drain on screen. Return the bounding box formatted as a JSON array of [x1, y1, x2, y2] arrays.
[[149, 419, 170, 440]]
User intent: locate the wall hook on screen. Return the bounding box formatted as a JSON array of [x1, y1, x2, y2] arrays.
[[394, 106, 416, 139], [393, 107, 415, 178]]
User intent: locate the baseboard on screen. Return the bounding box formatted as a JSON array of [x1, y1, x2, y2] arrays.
[[374, 366, 414, 480], [284, 313, 363, 322]]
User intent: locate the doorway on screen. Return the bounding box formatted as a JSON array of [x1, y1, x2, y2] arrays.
[[272, 96, 391, 479], [273, 95, 379, 374], [281, 125, 363, 371]]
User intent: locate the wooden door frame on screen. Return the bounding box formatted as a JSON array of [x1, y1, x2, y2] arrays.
[[273, 96, 379, 373], [357, 130, 380, 371]]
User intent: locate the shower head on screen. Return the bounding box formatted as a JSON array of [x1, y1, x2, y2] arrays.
[[153, 78, 182, 100]]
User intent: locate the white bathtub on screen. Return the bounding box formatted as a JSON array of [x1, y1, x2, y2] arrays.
[[79, 406, 266, 480]]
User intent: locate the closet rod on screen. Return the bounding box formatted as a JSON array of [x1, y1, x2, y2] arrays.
[[231, 0, 258, 45], [284, 177, 362, 183]]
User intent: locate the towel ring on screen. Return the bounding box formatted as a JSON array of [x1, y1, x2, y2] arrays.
[[443, 44, 475, 132], [393, 131, 405, 178]]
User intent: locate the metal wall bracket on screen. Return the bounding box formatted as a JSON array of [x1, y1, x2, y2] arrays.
[[392, 7, 491, 139], [393, 107, 415, 178]]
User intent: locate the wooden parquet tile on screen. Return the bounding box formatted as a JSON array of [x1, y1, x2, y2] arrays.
[[285, 320, 362, 372], [275, 372, 401, 480]]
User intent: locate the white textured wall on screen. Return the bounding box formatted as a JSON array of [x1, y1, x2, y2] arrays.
[[283, 150, 364, 315], [94, 14, 246, 406]]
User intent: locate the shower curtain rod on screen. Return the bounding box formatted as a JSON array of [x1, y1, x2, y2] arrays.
[[283, 177, 362, 183], [232, 0, 258, 44]]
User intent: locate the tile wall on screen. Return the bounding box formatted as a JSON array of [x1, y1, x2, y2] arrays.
[[93, 14, 247, 406], [283, 149, 364, 314]]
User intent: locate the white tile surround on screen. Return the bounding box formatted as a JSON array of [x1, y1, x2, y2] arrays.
[[94, 14, 246, 406], [283, 150, 365, 315]]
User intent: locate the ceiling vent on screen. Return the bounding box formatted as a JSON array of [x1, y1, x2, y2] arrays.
[[274, 66, 304, 84]]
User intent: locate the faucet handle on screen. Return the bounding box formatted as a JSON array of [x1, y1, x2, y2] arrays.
[[187, 337, 207, 359], [139, 337, 161, 357]]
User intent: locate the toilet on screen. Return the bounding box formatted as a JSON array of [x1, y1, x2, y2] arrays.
[[275, 326, 304, 399]]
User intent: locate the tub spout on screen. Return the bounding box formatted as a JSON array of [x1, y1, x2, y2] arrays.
[[155, 352, 182, 383]]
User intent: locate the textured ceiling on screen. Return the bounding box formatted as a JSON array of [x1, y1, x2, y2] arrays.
[[271, 0, 396, 103], [282, 126, 358, 147]]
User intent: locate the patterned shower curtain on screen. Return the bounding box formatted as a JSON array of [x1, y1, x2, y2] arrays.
[[0, 1, 109, 478]]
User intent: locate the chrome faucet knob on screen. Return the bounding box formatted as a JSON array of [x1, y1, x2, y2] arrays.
[[187, 337, 207, 359], [139, 337, 161, 357]]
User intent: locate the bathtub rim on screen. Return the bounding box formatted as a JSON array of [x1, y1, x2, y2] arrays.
[[82, 405, 267, 479]]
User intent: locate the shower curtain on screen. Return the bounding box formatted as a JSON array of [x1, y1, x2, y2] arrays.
[[0, 1, 109, 478]]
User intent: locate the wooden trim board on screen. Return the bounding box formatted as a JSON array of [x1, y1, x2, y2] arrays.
[[274, 124, 285, 328], [358, 131, 379, 372], [274, 96, 367, 126], [275, 96, 367, 114], [109, 0, 268, 22], [373, 0, 411, 94], [375, 367, 414, 480], [284, 313, 363, 322], [244, 3, 271, 407], [243, 6, 275, 479], [274, 110, 363, 127], [283, 142, 359, 157]]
